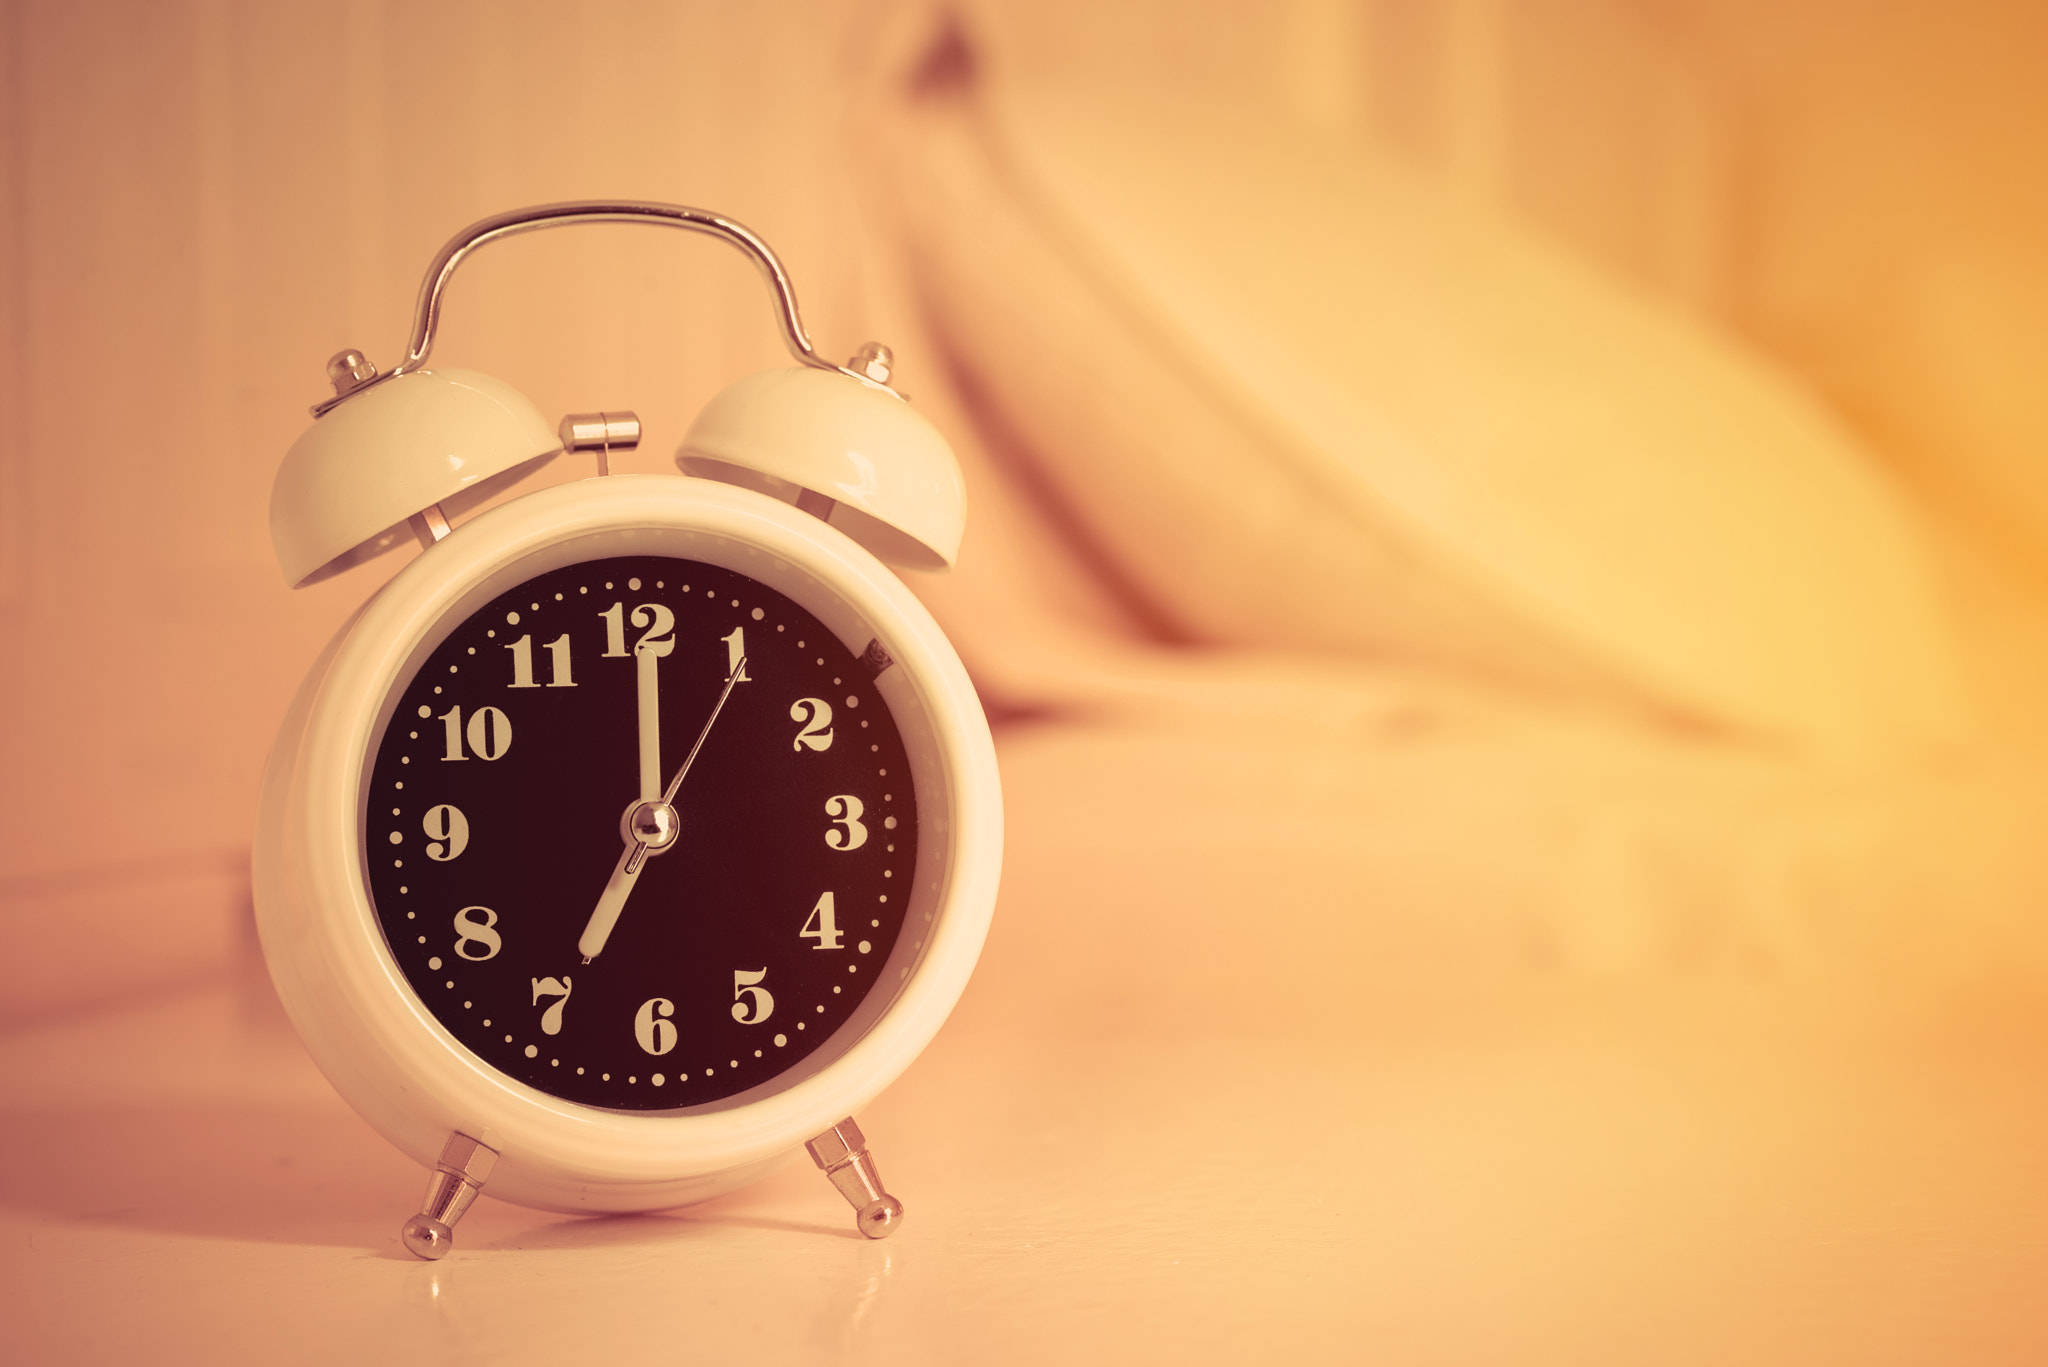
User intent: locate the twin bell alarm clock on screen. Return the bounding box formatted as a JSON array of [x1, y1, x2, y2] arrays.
[[253, 202, 1002, 1258]]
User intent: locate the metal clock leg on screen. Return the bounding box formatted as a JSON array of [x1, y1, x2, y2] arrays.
[[805, 1117, 903, 1239], [400, 1132, 500, 1260]]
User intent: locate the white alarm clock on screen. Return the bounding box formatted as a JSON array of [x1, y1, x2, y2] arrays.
[[253, 202, 1001, 1258]]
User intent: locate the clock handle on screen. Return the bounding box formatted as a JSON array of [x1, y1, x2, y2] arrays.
[[806, 1117, 904, 1240], [315, 201, 880, 417], [400, 1131, 500, 1260], [390, 201, 865, 386]]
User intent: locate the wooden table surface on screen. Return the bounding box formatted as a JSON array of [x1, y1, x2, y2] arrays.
[[5, 721, 2044, 1364]]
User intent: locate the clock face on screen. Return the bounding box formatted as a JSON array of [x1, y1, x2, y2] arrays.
[[361, 554, 918, 1111]]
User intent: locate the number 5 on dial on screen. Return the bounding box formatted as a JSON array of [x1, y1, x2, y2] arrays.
[[731, 969, 774, 1024]]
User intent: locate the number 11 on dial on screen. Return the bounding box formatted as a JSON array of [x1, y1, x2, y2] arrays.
[[506, 634, 575, 688]]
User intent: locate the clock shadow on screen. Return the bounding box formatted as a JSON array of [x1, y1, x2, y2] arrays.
[[470, 1206, 851, 1253], [0, 1102, 422, 1249], [0, 1104, 855, 1253]]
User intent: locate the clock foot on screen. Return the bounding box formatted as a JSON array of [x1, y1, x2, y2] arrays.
[[399, 1131, 499, 1260], [806, 1117, 903, 1240]]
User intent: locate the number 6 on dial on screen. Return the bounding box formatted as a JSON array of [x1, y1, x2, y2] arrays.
[[634, 997, 677, 1055]]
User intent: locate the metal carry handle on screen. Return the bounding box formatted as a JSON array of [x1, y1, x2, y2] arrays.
[[318, 200, 863, 414]]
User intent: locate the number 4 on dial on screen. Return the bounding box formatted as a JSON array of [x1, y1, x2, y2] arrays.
[[800, 890, 844, 950]]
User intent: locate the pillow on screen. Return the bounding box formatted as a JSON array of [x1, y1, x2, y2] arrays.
[[870, 73, 1969, 762]]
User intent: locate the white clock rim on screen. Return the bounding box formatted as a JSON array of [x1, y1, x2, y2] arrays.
[[254, 474, 1001, 1212]]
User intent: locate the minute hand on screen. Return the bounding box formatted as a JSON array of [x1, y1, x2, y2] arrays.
[[651, 656, 746, 818], [576, 658, 748, 964]]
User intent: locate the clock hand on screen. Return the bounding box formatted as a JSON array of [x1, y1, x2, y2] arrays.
[[577, 658, 748, 963], [654, 655, 746, 811], [578, 630, 677, 961], [577, 840, 646, 966], [636, 637, 664, 803]]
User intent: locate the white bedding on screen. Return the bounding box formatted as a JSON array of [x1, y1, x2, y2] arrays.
[[836, 8, 2048, 990]]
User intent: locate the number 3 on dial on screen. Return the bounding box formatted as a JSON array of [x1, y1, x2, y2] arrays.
[[824, 795, 867, 851]]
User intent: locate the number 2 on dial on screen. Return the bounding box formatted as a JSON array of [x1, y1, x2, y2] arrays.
[[790, 698, 833, 752]]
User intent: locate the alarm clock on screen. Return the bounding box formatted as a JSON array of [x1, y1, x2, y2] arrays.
[[252, 202, 1002, 1258]]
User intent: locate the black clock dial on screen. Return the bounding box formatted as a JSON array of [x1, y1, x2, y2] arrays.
[[362, 555, 918, 1111]]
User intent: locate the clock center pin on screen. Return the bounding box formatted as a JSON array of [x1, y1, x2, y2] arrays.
[[625, 799, 680, 853]]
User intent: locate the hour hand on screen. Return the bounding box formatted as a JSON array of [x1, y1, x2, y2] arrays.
[[579, 841, 640, 964], [578, 802, 678, 962], [580, 842, 638, 962]]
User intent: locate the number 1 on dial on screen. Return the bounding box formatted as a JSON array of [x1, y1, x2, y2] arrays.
[[599, 601, 627, 657], [720, 627, 751, 682]]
